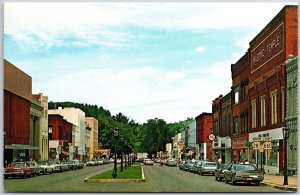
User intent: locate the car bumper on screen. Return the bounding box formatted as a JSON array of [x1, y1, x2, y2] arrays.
[[202, 170, 215, 174], [235, 177, 264, 182], [4, 172, 25, 176]]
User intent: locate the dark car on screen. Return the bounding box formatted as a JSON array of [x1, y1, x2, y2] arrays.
[[224, 164, 264, 186], [214, 164, 231, 181]]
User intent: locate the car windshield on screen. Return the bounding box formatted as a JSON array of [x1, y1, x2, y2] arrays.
[[236, 165, 256, 172], [203, 163, 217, 167], [221, 164, 231, 170], [10, 162, 25, 167]]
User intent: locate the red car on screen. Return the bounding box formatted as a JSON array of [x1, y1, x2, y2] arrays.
[[4, 161, 34, 179]]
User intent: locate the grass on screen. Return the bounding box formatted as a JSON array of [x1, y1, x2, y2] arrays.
[[90, 163, 142, 179]]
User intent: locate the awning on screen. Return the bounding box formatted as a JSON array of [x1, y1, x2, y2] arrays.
[[5, 144, 39, 150]]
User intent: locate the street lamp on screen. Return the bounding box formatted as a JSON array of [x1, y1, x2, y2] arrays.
[[120, 135, 124, 172], [282, 127, 290, 185], [112, 128, 119, 178]]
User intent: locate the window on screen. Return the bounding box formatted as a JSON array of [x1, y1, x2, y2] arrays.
[[48, 126, 53, 133], [234, 117, 238, 134], [251, 99, 257, 128], [234, 87, 239, 104], [260, 95, 266, 127], [270, 90, 278, 124]]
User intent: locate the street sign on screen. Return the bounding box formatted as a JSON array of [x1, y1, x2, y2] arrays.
[[263, 142, 272, 150], [208, 133, 216, 141], [252, 142, 260, 150]]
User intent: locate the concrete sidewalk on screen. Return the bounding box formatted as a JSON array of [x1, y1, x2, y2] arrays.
[[261, 174, 298, 192]]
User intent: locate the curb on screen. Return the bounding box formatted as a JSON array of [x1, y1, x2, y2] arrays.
[[261, 182, 297, 192]]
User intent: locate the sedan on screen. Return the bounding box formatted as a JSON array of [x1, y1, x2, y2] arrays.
[[27, 161, 42, 176], [4, 161, 34, 179], [166, 159, 177, 167], [224, 164, 264, 186], [39, 161, 54, 174], [86, 160, 97, 166], [199, 162, 217, 175], [214, 164, 231, 181], [144, 159, 154, 166]]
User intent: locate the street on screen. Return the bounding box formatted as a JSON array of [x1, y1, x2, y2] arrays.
[[3, 163, 283, 192]]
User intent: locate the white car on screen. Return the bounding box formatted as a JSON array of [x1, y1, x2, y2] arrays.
[[144, 159, 154, 166], [86, 160, 97, 166], [39, 161, 54, 174]]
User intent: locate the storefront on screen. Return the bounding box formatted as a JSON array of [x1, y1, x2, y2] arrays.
[[212, 136, 231, 164], [231, 135, 248, 163], [249, 128, 283, 174]]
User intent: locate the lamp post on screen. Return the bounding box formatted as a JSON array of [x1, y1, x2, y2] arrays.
[[282, 127, 290, 185], [112, 128, 119, 178], [120, 135, 124, 172]]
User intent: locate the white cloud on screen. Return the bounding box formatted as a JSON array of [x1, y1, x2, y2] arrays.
[[35, 62, 231, 124], [4, 2, 291, 48], [195, 46, 207, 53]]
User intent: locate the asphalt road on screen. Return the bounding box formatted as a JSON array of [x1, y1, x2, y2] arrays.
[[3, 163, 283, 192]]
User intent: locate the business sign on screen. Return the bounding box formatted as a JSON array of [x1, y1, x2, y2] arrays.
[[208, 133, 216, 141], [49, 140, 59, 149], [232, 136, 248, 149], [250, 23, 285, 80]]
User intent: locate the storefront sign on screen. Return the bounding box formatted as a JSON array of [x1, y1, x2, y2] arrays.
[[49, 140, 59, 149], [232, 136, 248, 149]]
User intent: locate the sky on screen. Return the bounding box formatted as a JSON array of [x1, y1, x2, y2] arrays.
[[3, 2, 296, 124]]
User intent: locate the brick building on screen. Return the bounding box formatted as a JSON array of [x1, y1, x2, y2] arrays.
[[248, 5, 298, 174], [48, 114, 73, 160], [230, 52, 250, 163], [195, 112, 213, 161]]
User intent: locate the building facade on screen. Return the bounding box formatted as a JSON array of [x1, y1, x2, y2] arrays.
[[231, 53, 250, 164], [29, 97, 43, 161], [285, 55, 298, 175], [85, 117, 99, 160], [4, 59, 32, 164], [48, 114, 73, 160], [32, 93, 49, 161], [248, 5, 298, 174], [48, 107, 86, 161], [196, 113, 213, 161]]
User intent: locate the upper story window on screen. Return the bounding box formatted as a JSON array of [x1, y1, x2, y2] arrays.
[[233, 117, 238, 134], [260, 95, 266, 127], [234, 86, 239, 105], [270, 89, 278, 125], [251, 99, 257, 128]]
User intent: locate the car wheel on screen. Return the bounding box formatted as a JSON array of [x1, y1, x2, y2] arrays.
[[23, 173, 27, 179], [4, 176, 8, 179], [231, 176, 236, 185], [255, 181, 260, 186], [30, 173, 33, 178], [12, 175, 15, 179], [215, 176, 218, 181], [225, 177, 229, 184], [50, 170, 53, 174]]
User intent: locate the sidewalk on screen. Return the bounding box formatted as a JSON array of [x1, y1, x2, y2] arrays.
[[261, 174, 298, 191]]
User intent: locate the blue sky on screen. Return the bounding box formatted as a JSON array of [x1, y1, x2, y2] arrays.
[[4, 2, 295, 124]]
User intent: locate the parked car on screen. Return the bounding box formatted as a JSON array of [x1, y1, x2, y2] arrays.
[[4, 161, 35, 179], [214, 164, 231, 181], [179, 161, 187, 170], [58, 161, 70, 171], [191, 160, 208, 173], [96, 159, 104, 165], [144, 159, 154, 166], [49, 161, 63, 172], [224, 164, 264, 186], [155, 158, 160, 163], [67, 160, 77, 170], [109, 158, 115, 163], [86, 160, 97, 166], [187, 161, 197, 172], [72, 160, 84, 169], [27, 161, 42, 176], [198, 162, 217, 175], [39, 161, 54, 174], [166, 159, 177, 166], [102, 158, 111, 164]]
